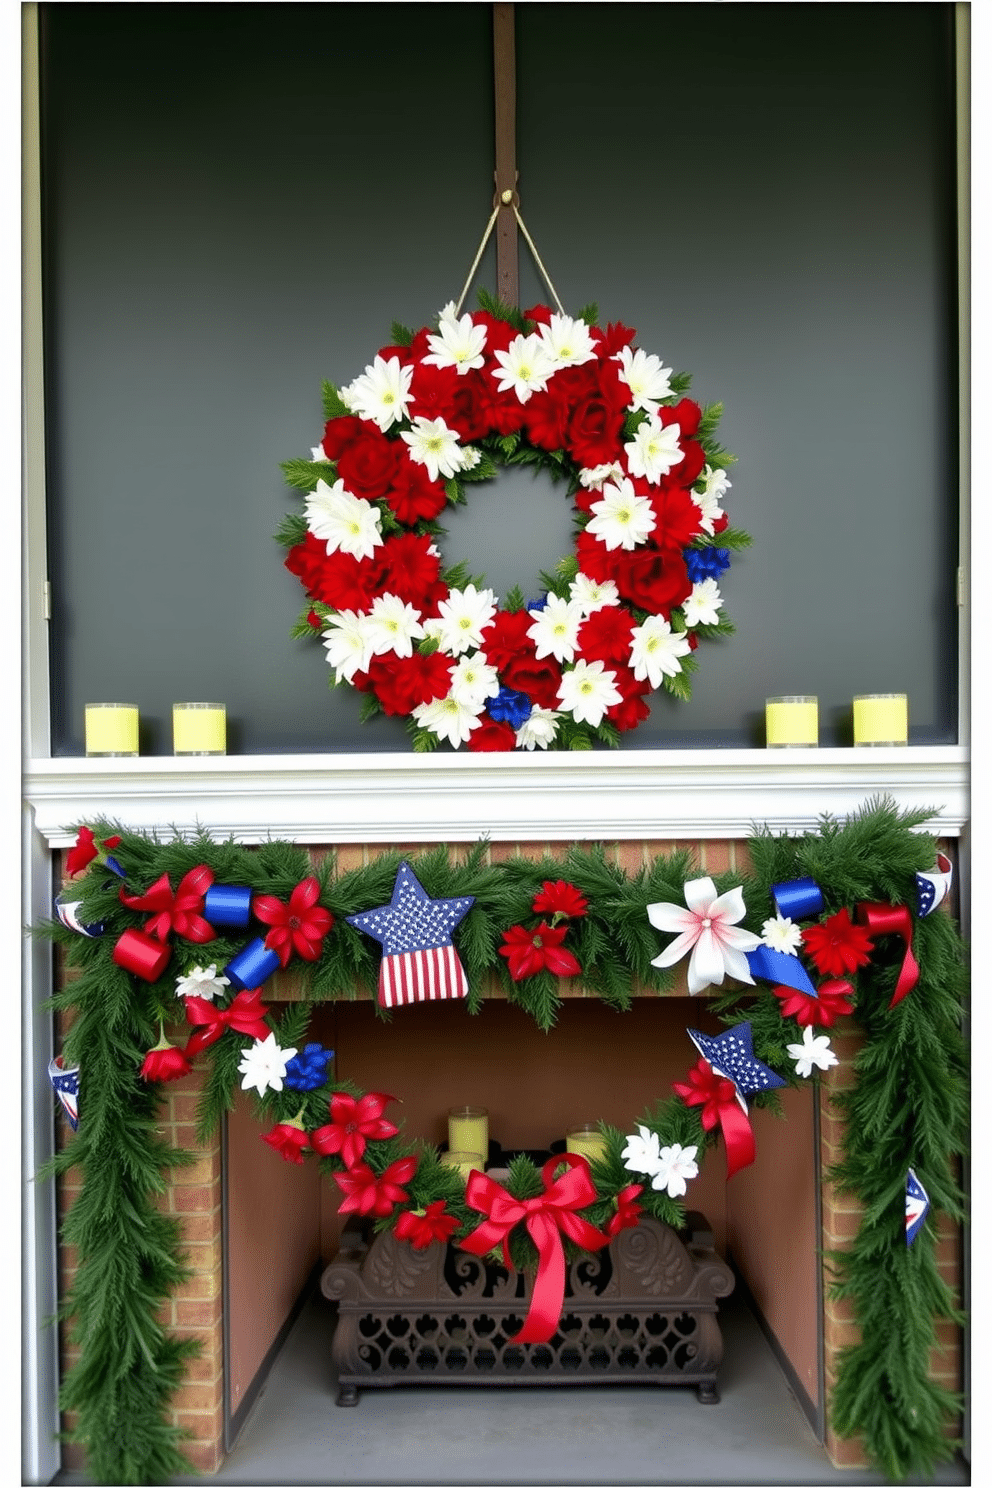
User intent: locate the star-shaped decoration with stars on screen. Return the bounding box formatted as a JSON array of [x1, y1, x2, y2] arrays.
[[687, 1021, 786, 1110], [347, 862, 475, 1009]]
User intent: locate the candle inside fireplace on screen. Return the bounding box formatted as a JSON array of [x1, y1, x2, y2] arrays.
[[566, 1125, 607, 1162], [440, 1150, 481, 1181], [448, 1106, 488, 1164]]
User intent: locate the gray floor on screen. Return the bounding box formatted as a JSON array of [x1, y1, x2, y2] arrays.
[[56, 1288, 969, 1487]]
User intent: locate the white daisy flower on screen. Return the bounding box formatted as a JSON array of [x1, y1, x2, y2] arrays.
[[237, 1033, 297, 1096], [692, 466, 731, 536], [761, 915, 804, 955], [322, 609, 376, 682], [569, 573, 621, 615], [491, 332, 554, 403], [537, 312, 597, 368], [624, 414, 685, 485], [787, 1026, 838, 1079], [423, 310, 487, 374], [586, 477, 657, 551], [682, 579, 724, 628], [434, 585, 497, 657], [305, 478, 384, 561], [557, 659, 623, 727], [578, 461, 625, 492], [339, 355, 413, 431], [364, 593, 426, 658], [628, 616, 693, 690], [448, 652, 501, 709], [515, 707, 560, 750], [459, 445, 482, 471], [614, 346, 674, 413], [527, 594, 584, 664], [400, 415, 466, 482], [621, 1124, 663, 1179], [651, 1143, 699, 1197], [412, 693, 484, 748], [175, 964, 230, 1002]]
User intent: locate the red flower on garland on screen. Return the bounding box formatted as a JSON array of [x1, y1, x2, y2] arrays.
[[395, 1200, 460, 1250], [774, 978, 854, 1028], [310, 1091, 399, 1169], [66, 826, 122, 878], [139, 1038, 193, 1084], [531, 880, 589, 921], [261, 1118, 311, 1165], [120, 866, 216, 944], [253, 877, 334, 967], [606, 1184, 644, 1238], [499, 922, 581, 981], [672, 1058, 739, 1133], [333, 1155, 418, 1217], [801, 908, 874, 978]]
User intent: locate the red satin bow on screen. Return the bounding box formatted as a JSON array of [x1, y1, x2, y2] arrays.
[[183, 989, 271, 1057], [120, 866, 216, 943], [460, 1153, 610, 1344], [672, 1057, 756, 1179], [856, 901, 919, 1009]]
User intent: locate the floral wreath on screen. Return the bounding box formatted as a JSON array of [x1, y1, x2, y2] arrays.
[[277, 293, 749, 751]]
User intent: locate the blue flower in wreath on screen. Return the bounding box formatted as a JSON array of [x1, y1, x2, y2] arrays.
[[683, 546, 731, 584], [488, 687, 533, 729], [284, 1042, 334, 1092]]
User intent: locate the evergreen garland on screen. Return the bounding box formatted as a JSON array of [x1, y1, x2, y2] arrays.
[[37, 799, 967, 1484]]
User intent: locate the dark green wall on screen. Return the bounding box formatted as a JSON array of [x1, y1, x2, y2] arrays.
[[40, 2, 959, 754]]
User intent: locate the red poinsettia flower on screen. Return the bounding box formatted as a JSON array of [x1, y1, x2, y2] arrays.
[[310, 1092, 399, 1169], [139, 1039, 193, 1084], [395, 1200, 460, 1251], [333, 1156, 418, 1217], [801, 908, 874, 978], [531, 880, 589, 920], [774, 979, 854, 1028], [66, 826, 123, 878], [261, 1118, 311, 1165], [606, 1184, 644, 1238], [253, 876, 334, 968], [499, 922, 581, 982]]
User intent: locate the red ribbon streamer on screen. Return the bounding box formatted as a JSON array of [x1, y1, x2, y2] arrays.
[[120, 866, 216, 944], [112, 927, 173, 982], [856, 901, 919, 1009], [672, 1058, 756, 1179], [183, 989, 271, 1056], [460, 1153, 609, 1344]]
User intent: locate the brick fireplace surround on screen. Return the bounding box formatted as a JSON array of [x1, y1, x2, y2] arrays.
[[51, 830, 965, 1478]]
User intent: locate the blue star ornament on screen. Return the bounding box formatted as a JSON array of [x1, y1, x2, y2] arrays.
[[347, 862, 475, 1009], [688, 1021, 787, 1104]]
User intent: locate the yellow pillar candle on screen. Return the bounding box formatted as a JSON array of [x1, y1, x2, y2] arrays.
[[173, 702, 226, 755], [85, 703, 139, 757], [448, 1106, 488, 1164], [440, 1150, 481, 1182], [765, 695, 818, 748], [565, 1125, 607, 1163], [853, 693, 908, 746]]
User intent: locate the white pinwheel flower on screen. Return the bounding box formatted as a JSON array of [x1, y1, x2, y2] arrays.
[[175, 964, 230, 1002], [339, 355, 413, 431], [322, 609, 376, 682], [621, 1124, 663, 1179], [527, 594, 584, 663], [787, 1026, 838, 1079], [364, 593, 426, 658], [557, 659, 623, 727], [412, 693, 484, 748], [614, 346, 674, 413], [682, 579, 723, 628], [578, 461, 625, 492], [400, 415, 466, 482], [761, 915, 803, 955], [305, 478, 384, 561], [586, 477, 656, 551], [515, 707, 560, 750], [538, 313, 597, 368], [651, 1143, 700, 1197], [647, 876, 761, 995], [448, 651, 500, 709], [435, 585, 498, 657], [569, 573, 620, 615], [624, 414, 685, 485], [238, 1033, 298, 1096], [491, 332, 554, 403], [423, 309, 487, 374], [629, 615, 693, 690], [692, 466, 731, 536]]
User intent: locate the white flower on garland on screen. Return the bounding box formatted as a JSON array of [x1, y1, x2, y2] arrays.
[[538, 313, 597, 368], [400, 415, 467, 482], [175, 964, 230, 1001], [683, 579, 723, 628], [557, 659, 623, 727], [412, 692, 484, 748], [651, 1143, 700, 1197], [761, 914, 803, 955], [528, 594, 584, 663], [434, 584, 497, 656], [586, 477, 656, 551], [515, 706, 560, 750], [339, 355, 413, 431], [569, 573, 620, 615], [423, 306, 487, 374], [614, 346, 674, 413], [322, 609, 375, 682], [624, 414, 685, 485], [449, 652, 500, 710], [237, 1033, 298, 1096], [787, 1025, 838, 1079], [621, 1124, 662, 1178], [305, 478, 384, 561], [647, 876, 761, 995], [692, 466, 731, 535], [364, 594, 426, 658], [629, 615, 692, 690], [459, 445, 483, 471], [578, 461, 625, 492], [491, 333, 554, 403]]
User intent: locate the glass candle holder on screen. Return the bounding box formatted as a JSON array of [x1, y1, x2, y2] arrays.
[[439, 1150, 481, 1181], [853, 693, 908, 746], [173, 702, 226, 756], [765, 695, 818, 748], [448, 1106, 488, 1163], [565, 1125, 607, 1162], [85, 703, 139, 757]]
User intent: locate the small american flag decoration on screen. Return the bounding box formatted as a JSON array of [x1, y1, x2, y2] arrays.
[[347, 862, 475, 1010]]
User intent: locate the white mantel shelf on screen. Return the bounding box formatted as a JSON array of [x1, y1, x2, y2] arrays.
[[23, 747, 968, 848]]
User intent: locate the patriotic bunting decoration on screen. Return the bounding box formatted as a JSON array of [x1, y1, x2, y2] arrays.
[[916, 851, 953, 918], [905, 1168, 930, 1245], [54, 890, 104, 939], [48, 1055, 80, 1130], [347, 861, 475, 1009]]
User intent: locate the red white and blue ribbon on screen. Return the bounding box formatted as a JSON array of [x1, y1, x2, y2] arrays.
[[48, 1055, 80, 1130], [905, 1168, 930, 1245], [54, 890, 103, 939], [916, 852, 953, 918], [347, 862, 475, 1009], [745, 877, 821, 996]]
